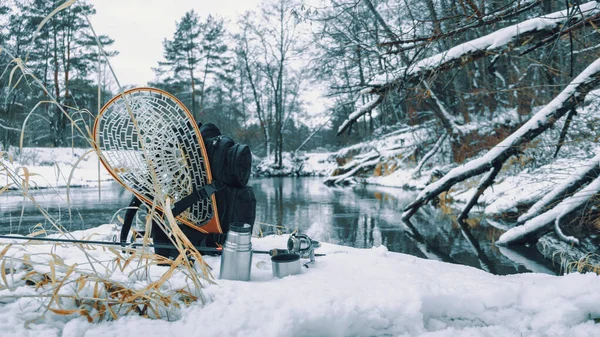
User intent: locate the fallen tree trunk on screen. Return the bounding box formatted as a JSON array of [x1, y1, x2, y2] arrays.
[[517, 153, 600, 224], [403, 56, 600, 222], [497, 174, 600, 245]]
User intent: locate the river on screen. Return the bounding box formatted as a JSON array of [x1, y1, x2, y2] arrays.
[[0, 177, 557, 275]]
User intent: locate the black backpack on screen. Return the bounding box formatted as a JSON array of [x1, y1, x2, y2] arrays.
[[120, 122, 256, 256], [199, 123, 256, 245]]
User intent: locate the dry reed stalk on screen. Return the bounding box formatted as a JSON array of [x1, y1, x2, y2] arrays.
[[0, 0, 214, 325], [0, 236, 212, 322]]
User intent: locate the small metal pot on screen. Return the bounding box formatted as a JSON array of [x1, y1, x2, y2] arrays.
[[271, 253, 301, 278]]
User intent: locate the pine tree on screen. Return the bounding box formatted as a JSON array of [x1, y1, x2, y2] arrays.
[[18, 0, 115, 147], [197, 14, 229, 115], [154, 10, 202, 120]]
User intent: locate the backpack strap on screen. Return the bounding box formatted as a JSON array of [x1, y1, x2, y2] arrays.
[[171, 180, 226, 217], [123, 179, 225, 243]]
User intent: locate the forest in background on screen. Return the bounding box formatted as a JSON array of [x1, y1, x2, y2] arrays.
[[3, 1, 595, 160], [0, 0, 350, 162], [3, 1, 600, 250]]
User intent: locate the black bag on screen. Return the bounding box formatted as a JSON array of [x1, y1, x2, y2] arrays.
[[200, 123, 256, 245], [200, 123, 252, 187]]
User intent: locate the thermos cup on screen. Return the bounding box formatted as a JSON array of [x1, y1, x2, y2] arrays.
[[219, 223, 252, 281]]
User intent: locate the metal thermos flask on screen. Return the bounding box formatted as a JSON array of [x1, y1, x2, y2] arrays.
[[219, 223, 252, 281]]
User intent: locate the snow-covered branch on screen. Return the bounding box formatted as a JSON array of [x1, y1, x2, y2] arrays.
[[517, 154, 600, 224], [380, 0, 545, 48], [458, 165, 502, 223], [423, 81, 465, 137], [403, 56, 600, 222], [412, 132, 447, 178], [337, 95, 383, 135], [497, 174, 600, 245], [323, 155, 380, 185], [339, 1, 600, 134]]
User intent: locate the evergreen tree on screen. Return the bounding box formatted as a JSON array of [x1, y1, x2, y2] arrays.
[[155, 10, 202, 120], [18, 0, 115, 147], [197, 15, 229, 115], [153, 12, 230, 123]]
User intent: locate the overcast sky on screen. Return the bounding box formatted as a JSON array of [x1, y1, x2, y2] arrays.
[[89, 0, 262, 88]]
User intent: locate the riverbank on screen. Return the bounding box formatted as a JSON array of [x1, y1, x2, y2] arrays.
[[1, 224, 599, 336], [253, 151, 336, 177], [1, 147, 337, 189], [1, 147, 113, 189], [2, 146, 596, 272]]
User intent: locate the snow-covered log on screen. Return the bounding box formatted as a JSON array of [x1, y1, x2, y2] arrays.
[[323, 155, 380, 185], [403, 56, 600, 221], [517, 154, 600, 224], [497, 175, 600, 246], [338, 1, 600, 134]]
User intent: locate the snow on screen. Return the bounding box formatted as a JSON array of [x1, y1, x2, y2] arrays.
[[365, 166, 430, 190], [518, 154, 600, 223], [1, 224, 600, 336], [254, 152, 336, 177], [406, 54, 600, 219], [1, 147, 113, 189], [497, 174, 600, 245], [337, 96, 383, 135]]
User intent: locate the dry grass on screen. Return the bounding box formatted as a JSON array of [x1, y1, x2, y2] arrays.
[[254, 221, 290, 237], [0, 164, 215, 322], [564, 253, 600, 274], [0, 240, 212, 323], [0, 1, 214, 324]]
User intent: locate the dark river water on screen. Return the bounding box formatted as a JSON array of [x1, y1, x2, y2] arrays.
[[0, 177, 557, 275]]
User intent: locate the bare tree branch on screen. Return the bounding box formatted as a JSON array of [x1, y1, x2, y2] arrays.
[[338, 2, 600, 134], [379, 0, 544, 48], [457, 165, 502, 223]]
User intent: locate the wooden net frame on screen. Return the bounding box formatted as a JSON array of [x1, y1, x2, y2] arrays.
[[93, 87, 220, 233]]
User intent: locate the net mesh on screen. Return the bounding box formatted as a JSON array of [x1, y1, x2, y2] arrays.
[[95, 88, 213, 225]]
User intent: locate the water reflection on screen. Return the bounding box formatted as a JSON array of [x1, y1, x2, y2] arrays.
[[252, 177, 557, 275], [0, 177, 557, 275], [0, 182, 133, 234]]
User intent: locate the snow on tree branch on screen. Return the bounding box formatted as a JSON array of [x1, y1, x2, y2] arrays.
[[403, 56, 600, 222], [413, 132, 447, 178], [497, 174, 600, 246], [423, 81, 466, 136], [338, 1, 600, 135], [337, 95, 383, 135], [372, 1, 600, 89], [517, 153, 600, 224], [380, 0, 545, 48]]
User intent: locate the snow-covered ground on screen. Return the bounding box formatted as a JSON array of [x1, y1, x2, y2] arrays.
[[1, 224, 600, 337], [1, 147, 113, 189], [1, 147, 336, 189], [254, 151, 336, 177]]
